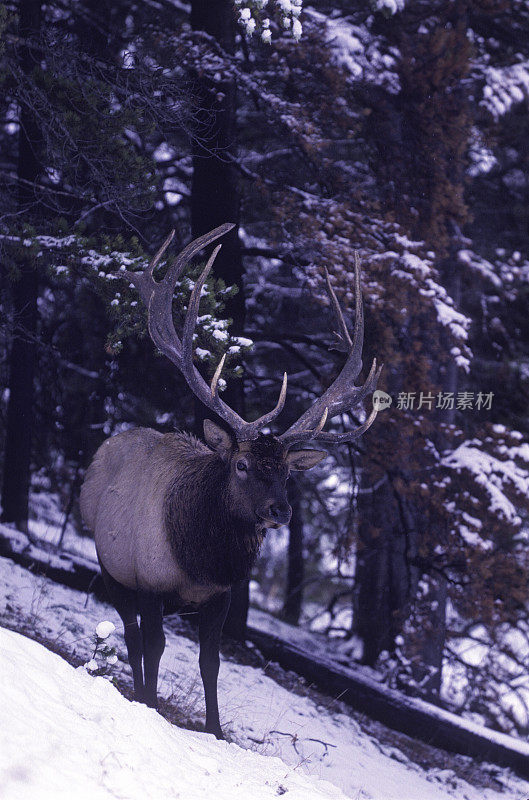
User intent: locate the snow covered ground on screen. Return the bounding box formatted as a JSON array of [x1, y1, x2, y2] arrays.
[[1, 552, 529, 800], [0, 627, 346, 800]]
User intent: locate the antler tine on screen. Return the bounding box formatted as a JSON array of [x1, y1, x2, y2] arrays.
[[324, 267, 352, 353], [315, 403, 379, 444], [149, 229, 176, 276], [163, 224, 235, 302], [348, 356, 380, 406], [279, 406, 329, 448], [123, 224, 236, 365], [182, 244, 222, 386], [123, 229, 175, 306], [244, 372, 288, 438], [351, 251, 364, 364], [278, 253, 380, 449], [315, 360, 382, 445], [175, 244, 250, 434], [210, 354, 226, 398], [149, 224, 236, 355]]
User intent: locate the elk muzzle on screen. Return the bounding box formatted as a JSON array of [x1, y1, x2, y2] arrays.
[[256, 500, 292, 528]]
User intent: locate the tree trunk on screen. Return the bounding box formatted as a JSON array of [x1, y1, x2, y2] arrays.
[[190, 0, 242, 333], [282, 478, 304, 625], [1, 0, 42, 532], [1, 268, 39, 532], [354, 471, 411, 666], [190, 0, 247, 639], [357, 0, 471, 694], [412, 241, 460, 699]]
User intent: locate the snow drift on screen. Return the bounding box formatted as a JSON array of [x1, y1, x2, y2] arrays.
[[0, 626, 345, 800]]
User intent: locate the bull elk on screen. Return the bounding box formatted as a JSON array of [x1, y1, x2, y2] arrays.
[[80, 223, 381, 738]]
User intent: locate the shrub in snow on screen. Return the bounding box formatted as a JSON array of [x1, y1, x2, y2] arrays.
[[83, 621, 118, 676], [96, 620, 116, 639]]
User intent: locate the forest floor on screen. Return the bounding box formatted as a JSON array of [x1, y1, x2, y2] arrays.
[[1, 536, 529, 800]]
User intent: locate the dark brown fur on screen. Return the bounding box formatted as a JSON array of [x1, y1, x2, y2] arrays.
[[163, 451, 262, 586]]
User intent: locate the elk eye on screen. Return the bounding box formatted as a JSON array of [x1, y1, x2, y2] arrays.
[[236, 459, 248, 473]]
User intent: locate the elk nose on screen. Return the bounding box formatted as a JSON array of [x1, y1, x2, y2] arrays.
[[268, 501, 292, 526]]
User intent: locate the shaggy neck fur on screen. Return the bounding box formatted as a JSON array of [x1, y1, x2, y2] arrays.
[[164, 451, 262, 587]]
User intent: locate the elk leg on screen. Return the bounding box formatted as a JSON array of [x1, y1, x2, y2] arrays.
[[138, 593, 165, 709], [123, 615, 145, 702], [98, 560, 144, 701], [198, 590, 231, 739]]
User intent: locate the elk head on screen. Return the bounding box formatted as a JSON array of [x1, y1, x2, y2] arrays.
[[122, 223, 382, 526], [202, 421, 326, 532]]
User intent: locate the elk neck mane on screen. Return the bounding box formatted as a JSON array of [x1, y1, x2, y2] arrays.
[[163, 431, 261, 587]]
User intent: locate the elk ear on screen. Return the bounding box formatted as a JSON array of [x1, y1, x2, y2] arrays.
[[286, 448, 327, 471], [203, 420, 234, 460]]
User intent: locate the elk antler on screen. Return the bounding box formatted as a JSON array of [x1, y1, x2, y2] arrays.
[[278, 252, 382, 448], [122, 224, 287, 441]]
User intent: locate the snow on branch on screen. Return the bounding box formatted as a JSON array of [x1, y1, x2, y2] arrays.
[[235, 0, 303, 42], [458, 248, 529, 289], [304, 9, 400, 94], [371, 239, 472, 370], [442, 433, 529, 527], [481, 60, 529, 121], [1, 231, 249, 366]]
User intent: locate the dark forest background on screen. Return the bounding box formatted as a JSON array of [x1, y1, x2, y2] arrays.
[[1, 0, 529, 737]]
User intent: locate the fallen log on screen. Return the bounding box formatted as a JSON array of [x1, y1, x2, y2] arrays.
[[0, 525, 106, 599], [246, 626, 529, 779]]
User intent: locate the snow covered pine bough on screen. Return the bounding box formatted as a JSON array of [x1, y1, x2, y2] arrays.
[[80, 223, 382, 738]]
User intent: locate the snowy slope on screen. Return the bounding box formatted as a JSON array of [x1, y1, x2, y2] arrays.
[[0, 627, 346, 800], [1, 552, 528, 800]]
